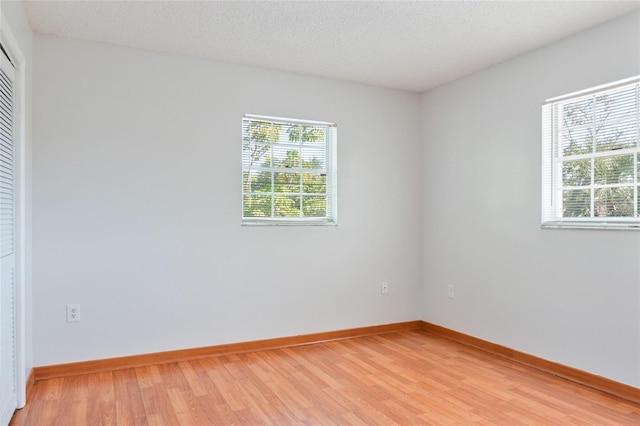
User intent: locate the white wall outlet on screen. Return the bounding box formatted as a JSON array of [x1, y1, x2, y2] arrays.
[[381, 281, 389, 295], [67, 304, 80, 322], [447, 284, 455, 299]]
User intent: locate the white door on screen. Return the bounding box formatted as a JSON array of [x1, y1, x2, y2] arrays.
[[0, 48, 17, 426]]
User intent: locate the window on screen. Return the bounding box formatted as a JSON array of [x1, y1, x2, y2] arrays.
[[242, 115, 337, 225], [542, 77, 640, 229]]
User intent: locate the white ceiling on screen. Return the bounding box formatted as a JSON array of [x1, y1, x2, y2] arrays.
[[23, 1, 640, 92]]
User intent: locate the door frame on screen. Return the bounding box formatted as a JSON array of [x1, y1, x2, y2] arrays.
[[1, 14, 28, 409]]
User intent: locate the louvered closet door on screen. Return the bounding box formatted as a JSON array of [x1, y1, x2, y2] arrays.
[[0, 49, 17, 426]]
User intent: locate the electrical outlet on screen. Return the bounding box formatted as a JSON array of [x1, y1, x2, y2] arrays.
[[381, 281, 389, 295], [447, 284, 455, 299], [67, 304, 80, 322]]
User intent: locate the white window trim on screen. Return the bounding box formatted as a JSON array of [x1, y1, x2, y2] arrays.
[[542, 76, 640, 230], [241, 115, 337, 226]]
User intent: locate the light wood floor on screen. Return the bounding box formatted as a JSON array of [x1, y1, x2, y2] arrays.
[[10, 330, 640, 425]]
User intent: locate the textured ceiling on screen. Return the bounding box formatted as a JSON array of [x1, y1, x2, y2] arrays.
[[23, 1, 640, 92]]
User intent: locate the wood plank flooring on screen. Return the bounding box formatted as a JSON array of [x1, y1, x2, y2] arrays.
[[10, 330, 640, 425]]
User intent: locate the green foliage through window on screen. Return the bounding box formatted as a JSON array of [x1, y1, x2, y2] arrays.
[[542, 77, 640, 228], [242, 115, 336, 224]]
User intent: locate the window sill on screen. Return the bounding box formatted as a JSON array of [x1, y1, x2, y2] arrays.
[[542, 221, 640, 230], [242, 219, 337, 226]]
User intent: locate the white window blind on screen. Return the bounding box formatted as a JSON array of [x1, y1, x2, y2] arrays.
[[542, 76, 640, 229], [242, 115, 337, 225]]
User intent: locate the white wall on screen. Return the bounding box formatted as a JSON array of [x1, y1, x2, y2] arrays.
[[1, 0, 33, 388], [420, 12, 640, 387], [32, 35, 423, 366], [31, 7, 640, 389]]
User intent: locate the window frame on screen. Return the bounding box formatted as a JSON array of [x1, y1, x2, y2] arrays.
[[542, 76, 640, 230], [241, 114, 337, 226]]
